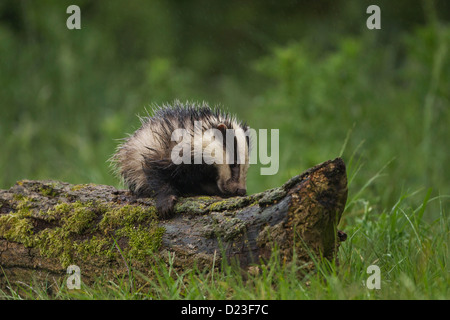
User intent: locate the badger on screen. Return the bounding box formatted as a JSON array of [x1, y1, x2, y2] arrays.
[[111, 101, 250, 219]]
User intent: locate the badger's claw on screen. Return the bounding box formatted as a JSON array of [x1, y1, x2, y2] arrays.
[[156, 194, 178, 219]]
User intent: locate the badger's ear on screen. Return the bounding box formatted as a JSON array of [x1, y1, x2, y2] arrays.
[[217, 123, 227, 135]]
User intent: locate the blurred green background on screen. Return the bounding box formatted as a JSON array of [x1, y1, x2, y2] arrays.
[[1, 0, 449, 213]]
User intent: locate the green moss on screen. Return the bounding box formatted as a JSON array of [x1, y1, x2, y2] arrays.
[[74, 235, 115, 260], [64, 206, 98, 234], [70, 184, 89, 192], [38, 228, 74, 268], [208, 200, 228, 212], [12, 194, 34, 210], [175, 200, 206, 215], [0, 208, 35, 247], [1, 196, 36, 246], [174, 197, 218, 215], [99, 204, 157, 231], [208, 196, 252, 212], [99, 204, 164, 261], [195, 196, 215, 201], [39, 201, 87, 221], [39, 184, 57, 197], [12, 193, 25, 201], [0, 200, 165, 268], [116, 224, 164, 261]]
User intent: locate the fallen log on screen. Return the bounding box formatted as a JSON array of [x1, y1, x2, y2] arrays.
[[0, 158, 347, 289]]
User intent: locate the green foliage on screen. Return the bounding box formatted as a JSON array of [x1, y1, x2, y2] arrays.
[[0, 1, 448, 299]]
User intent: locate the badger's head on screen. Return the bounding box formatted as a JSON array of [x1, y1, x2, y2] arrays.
[[202, 121, 250, 197]]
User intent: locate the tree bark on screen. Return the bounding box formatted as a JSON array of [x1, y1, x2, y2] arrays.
[[0, 158, 347, 289]]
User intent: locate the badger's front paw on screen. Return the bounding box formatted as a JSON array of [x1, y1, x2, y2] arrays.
[[156, 194, 178, 219]]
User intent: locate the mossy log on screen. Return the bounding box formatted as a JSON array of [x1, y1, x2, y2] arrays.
[[0, 158, 348, 289]]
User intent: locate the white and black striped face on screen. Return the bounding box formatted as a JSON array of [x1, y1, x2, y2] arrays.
[[214, 123, 250, 197]]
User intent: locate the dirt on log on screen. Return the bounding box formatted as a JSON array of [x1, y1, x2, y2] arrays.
[[0, 158, 348, 289]]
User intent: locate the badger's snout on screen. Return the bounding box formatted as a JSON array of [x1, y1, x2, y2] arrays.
[[218, 180, 247, 197]]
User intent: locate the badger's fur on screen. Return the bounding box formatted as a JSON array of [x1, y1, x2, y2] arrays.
[[111, 101, 250, 219]]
